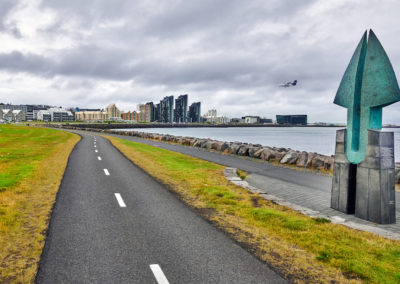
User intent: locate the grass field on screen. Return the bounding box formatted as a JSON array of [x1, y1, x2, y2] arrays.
[[107, 136, 400, 284], [0, 125, 80, 283]]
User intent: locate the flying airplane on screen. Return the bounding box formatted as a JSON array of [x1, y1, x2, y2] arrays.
[[279, 80, 297, 88]]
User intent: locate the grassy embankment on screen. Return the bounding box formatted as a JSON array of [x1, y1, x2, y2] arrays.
[[106, 136, 400, 284], [0, 125, 80, 283]]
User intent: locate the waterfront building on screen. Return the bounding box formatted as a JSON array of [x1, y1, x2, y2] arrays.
[[276, 115, 307, 125], [75, 104, 121, 122], [138, 104, 146, 122], [145, 102, 155, 122], [188, 102, 201, 123], [75, 110, 107, 122], [105, 104, 121, 120], [174, 94, 188, 123], [160, 96, 174, 123], [243, 116, 260, 124], [230, 118, 242, 123], [0, 104, 27, 120], [121, 111, 138, 122], [0, 109, 26, 122], [0, 104, 52, 120], [260, 118, 273, 124], [154, 103, 161, 122], [203, 109, 218, 123], [37, 108, 74, 122]]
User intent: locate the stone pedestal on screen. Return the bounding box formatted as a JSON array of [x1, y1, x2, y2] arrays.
[[331, 129, 357, 214], [331, 129, 396, 224], [355, 130, 396, 224]]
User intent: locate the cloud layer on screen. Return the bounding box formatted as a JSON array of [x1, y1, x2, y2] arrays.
[[1, 0, 400, 123]]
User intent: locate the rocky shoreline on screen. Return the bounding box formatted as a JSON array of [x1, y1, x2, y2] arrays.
[[50, 125, 400, 184]]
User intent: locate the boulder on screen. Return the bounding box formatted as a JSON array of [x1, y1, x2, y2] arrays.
[[311, 154, 326, 170], [324, 156, 334, 171], [280, 150, 299, 164], [305, 153, 316, 168], [296, 152, 308, 167], [237, 145, 249, 156], [193, 139, 204, 147], [274, 150, 287, 162], [230, 143, 242, 155], [248, 146, 262, 157], [253, 148, 264, 159], [260, 148, 276, 161], [211, 141, 230, 152]]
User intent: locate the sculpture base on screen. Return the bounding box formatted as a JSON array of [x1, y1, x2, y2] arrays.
[[331, 129, 396, 224]]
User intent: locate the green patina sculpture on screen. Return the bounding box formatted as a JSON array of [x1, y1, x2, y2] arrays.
[[334, 29, 400, 164]]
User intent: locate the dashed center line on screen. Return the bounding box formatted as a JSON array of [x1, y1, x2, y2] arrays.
[[94, 145, 97, 148], [103, 169, 110, 175], [97, 156, 102, 161], [95, 150, 98, 153], [114, 193, 126, 207], [150, 264, 169, 284]]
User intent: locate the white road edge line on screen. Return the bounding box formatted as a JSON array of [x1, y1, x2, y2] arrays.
[[103, 169, 110, 175], [114, 193, 126, 207], [150, 264, 169, 284], [98, 156, 102, 161]]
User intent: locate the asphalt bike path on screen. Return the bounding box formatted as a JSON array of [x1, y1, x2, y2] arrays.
[[36, 131, 285, 283]]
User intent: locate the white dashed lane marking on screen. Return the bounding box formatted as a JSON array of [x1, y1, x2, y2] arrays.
[[98, 156, 102, 161], [103, 169, 110, 175], [114, 193, 126, 207], [150, 264, 169, 284]]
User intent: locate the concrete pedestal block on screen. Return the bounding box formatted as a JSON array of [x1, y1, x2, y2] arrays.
[[331, 129, 357, 213], [331, 129, 396, 224], [355, 130, 396, 224]]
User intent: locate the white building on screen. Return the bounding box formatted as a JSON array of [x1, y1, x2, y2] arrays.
[[37, 108, 74, 122], [243, 116, 260, 124], [0, 109, 26, 122], [12, 110, 25, 122]]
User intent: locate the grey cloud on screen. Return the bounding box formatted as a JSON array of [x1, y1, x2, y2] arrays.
[[2, 0, 400, 123], [0, 51, 54, 75]]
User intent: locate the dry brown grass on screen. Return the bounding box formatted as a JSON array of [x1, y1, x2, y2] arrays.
[[0, 126, 80, 283], [105, 136, 400, 283]]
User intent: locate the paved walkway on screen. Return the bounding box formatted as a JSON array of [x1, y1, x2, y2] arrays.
[[102, 132, 400, 239]]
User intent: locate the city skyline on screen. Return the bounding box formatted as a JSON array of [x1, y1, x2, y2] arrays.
[[1, 1, 400, 123]]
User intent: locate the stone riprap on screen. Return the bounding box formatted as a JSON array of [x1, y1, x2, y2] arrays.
[[49, 125, 400, 185]]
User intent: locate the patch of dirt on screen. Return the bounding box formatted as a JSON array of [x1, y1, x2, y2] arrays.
[[195, 207, 217, 219], [250, 196, 261, 207]]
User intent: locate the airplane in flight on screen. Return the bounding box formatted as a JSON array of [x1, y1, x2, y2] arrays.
[[279, 80, 297, 88]]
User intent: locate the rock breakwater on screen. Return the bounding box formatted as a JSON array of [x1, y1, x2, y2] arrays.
[[49, 125, 400, 185]]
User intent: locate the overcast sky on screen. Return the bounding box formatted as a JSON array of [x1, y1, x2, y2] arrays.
[[1, 0, 400, 123]]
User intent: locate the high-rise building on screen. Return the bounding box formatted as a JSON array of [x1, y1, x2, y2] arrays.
[[138, 104, 146, 122], [188, 102, 201, 123], [145, 102, 155, 122], [160, 96, 174, 123], [174, 94, 188, 123], [154, 103, 161, 122]]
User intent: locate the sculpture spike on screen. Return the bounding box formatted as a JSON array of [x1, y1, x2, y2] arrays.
[[334, 29, 400, 164]]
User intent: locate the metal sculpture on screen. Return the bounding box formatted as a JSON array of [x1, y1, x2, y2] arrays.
[[331, 30, 399, 224], [334, 30, 400, 164]]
